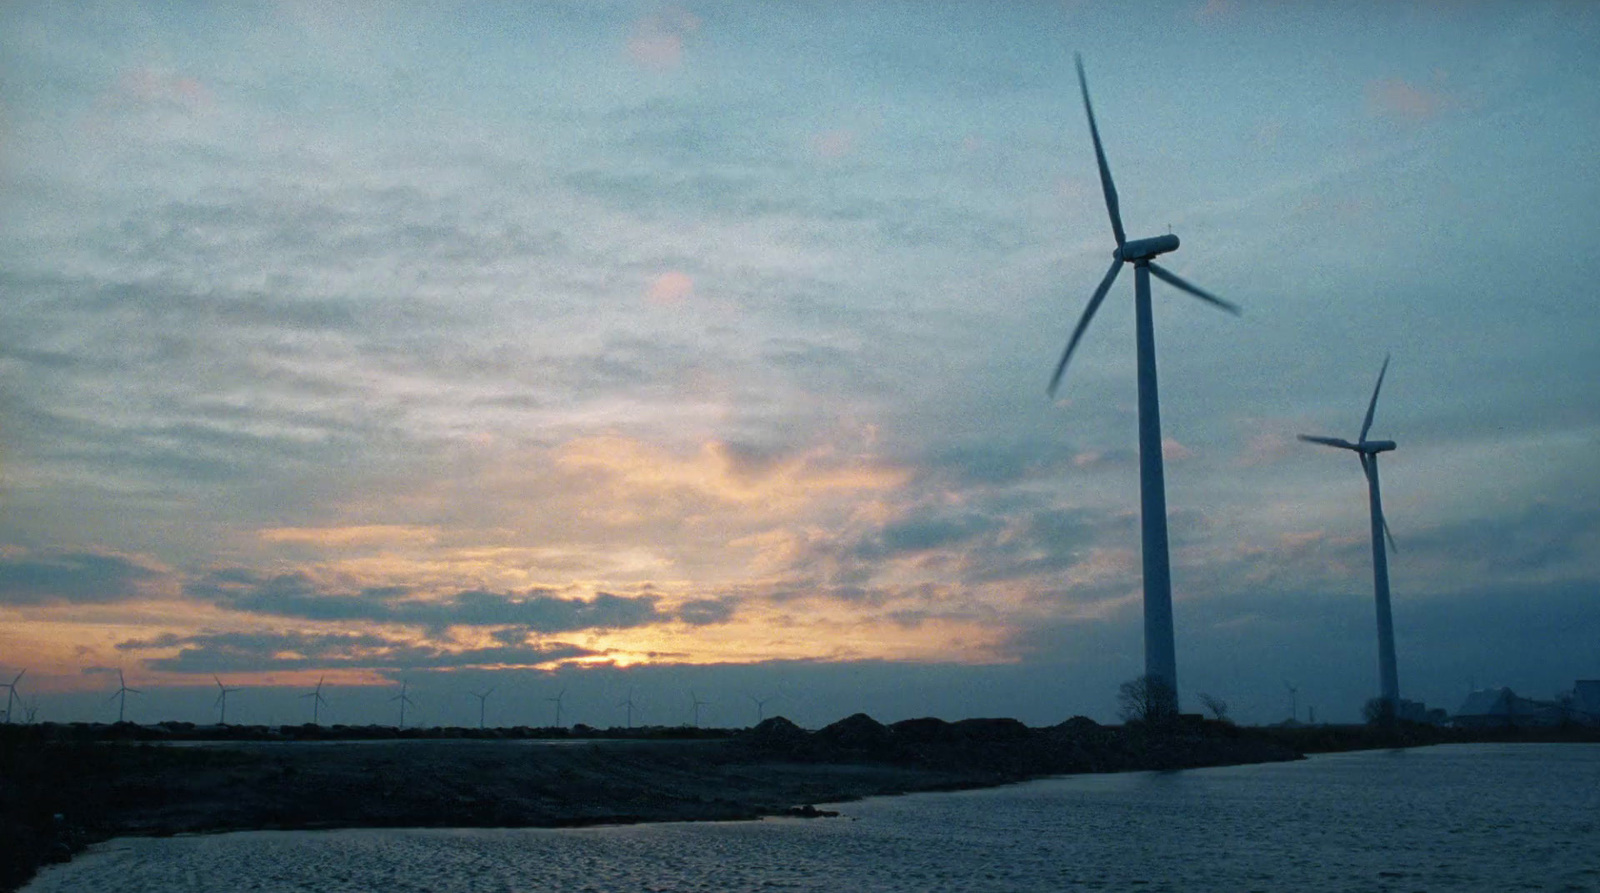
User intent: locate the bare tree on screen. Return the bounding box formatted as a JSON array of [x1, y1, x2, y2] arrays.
[[1362, 697, 1396, 727], [1197, 692, 1230, 723], [1118, 675, 1178, 724]]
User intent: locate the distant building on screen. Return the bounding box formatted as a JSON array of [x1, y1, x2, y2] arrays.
[[1561, 680, 1600, 726], [1453, 687, 1566, 728]]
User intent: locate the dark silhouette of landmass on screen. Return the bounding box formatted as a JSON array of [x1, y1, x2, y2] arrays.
[[5, 714, 1597, 892]]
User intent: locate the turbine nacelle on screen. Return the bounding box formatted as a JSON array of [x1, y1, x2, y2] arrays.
[[1114, 234, 1180, 263], [1361, 439, 1397, 454]]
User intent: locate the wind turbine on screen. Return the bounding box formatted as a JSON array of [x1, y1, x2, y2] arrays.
[[1, 670, 23, 724], [470, 686, 495, 729], [690, 690, 709, 728], [213, 675, 241, 725], [109, 669, 141, 723], [618, 688, 638, 729], [1299, 354, 1402, 712], [748, 693, 774, 724], [1284, 681, 1299, 722], [299, 676, 329, 725], [545, 688, 566, 728], [1047, 54, 1241, 712], [391, 680, 416, 728]]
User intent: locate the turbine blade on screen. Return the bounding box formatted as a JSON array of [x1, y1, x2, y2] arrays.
[[1360, 354, 1390, 442], [1048, 259, 1122, 396], [1383, 514, 1398, 554], [1148, 262, 1241, 315], [1075, 53, 1125, 247], [125, 687, 142, 695], [1298, 434, 1358, 450], [106, 692, 121, 704]]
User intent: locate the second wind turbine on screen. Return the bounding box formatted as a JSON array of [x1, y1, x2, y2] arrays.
[[1049, 55, 1242, 712], [1299, 356, 1402, 713]]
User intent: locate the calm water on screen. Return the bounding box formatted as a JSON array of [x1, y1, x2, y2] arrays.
[[25, 744, 1600, 892]]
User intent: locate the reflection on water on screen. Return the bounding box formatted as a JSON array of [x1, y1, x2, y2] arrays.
[[25, 744, 1600, 892]]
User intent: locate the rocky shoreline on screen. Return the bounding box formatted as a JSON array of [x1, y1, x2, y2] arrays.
[[3, 713, 1301, 892]]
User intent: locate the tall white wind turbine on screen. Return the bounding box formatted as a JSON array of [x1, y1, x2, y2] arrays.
[[300, 676, 329, 725], [2, 670, 23, 724], [1299, 355, 1402, 711], [1048, 54, 1241, 711], [213, 675, 241, 725], [618, 689, 638, 729], [545, 688, 566, 728], [109, 668, 141, 723], [391, 680, 416, 728], [470, 687, 495, 730]]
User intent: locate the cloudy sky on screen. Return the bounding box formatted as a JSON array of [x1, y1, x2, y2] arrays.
[[2, 1, 1597, 728]]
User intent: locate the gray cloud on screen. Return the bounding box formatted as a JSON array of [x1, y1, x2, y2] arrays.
[[117, 629, 596, 674], [675, 597, 739, 626], [0, 550, 161, 605], [186, 570, 671, 634]]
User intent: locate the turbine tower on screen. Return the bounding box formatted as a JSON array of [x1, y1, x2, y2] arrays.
[[470, 687, 495, 729], [299, 676, 329, 725], [213, 675, 241, 725], [748, 693, 773, 724], [391, 680, 415, 728], [1049, 54, 1241, 711], [1299, 355, 1402, 711], [545, 688, 566, 728], [2, 670, 23, 724], [690, 690, 709, 728], [109, 669, 141, 723], [618, 689, 638, 729]]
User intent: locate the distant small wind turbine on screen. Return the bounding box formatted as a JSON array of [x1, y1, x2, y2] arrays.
[[1284, 681, 1299, 722], [470, 686, 495, 729], [618, 688, 638, 729], [391, 680, 416, 728], [748, 693, 774, 724], [1, 670, 23, 724], [690, 690, 709, 728], [1046, 55, 1242, 712], [213, 675, 241, 725], [545, 688, 566, 728], [109, 669, 141, 723], [1299, 355, 1402, 712], [299, 676, 329, 725]]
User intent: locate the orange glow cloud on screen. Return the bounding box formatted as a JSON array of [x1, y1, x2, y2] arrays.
[[626, 8, 701, 71], [812, 129, 855, 159], [1162, 437, 1195, 461], [259, 525, 440, 548], [116, 67, 213, 113], [555, 436, 908, 512], [647, 270, 695, 306], [1366, 78, 1446, 121]]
